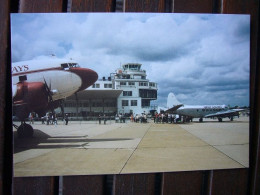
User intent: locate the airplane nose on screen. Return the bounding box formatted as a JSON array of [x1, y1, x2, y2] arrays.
[[69, 67, 98, 91]]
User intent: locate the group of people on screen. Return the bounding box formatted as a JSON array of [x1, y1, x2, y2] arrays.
[[131, 113, 148, 123], [41, 113, 69, 125], [30, 111, 179, 125], [98, 114, 107, 124], [115, 114, 126, 123], [153, 113, 175, 124]]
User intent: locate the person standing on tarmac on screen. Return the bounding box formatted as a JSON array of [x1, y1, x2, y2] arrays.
[[65, 114, 69, 125], [99, 114, 101, 124]]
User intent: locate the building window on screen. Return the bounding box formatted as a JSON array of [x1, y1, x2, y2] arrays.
[[129, 82, 135, 86], [92, 83, 100, 88], [104, 84, 112, 88], [104, 99, 117, 107], [122, 100, 128, 106], [123, 91, 132, 96], [122, 74, 130, 79], [141, 99, 150, 107], [139, 82, 148, 86], [83, 102, 89, 107], [131, 100, 137, 106], [120, 82, 127, 85], [139, 89, 157, 98], [149, 82, 156, 87], [134, 75, 142, 79]]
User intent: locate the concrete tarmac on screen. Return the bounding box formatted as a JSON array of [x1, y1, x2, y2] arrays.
[[13, 117, 249, 177]]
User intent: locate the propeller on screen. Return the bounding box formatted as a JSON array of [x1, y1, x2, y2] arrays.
[[43, 78, 55, 115], [43, 78, 53, 102], [60, 99, 65, 119], [75, 92, 79, 119]]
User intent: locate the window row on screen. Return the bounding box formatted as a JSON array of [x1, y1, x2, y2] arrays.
[[92, 83, 113, 88], [123, 91, 132, 96], [120, 81, 135, 86], [117, 74, 146, 79], [65, 101, 116, 107], [119, 82, 156, 87], [122, 100, 138, 107], [139, 89, 157, 98], [92, 82, 156, 88]]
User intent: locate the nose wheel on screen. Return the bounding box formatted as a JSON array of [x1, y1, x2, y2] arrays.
[[17, 123, 34, 138]]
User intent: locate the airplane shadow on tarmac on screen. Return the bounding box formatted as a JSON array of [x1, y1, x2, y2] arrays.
[[13, 129, 133, 154]]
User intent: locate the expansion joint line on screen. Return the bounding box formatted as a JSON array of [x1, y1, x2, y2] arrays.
[[210, 145, 246, 168], [179, 124, 247, 168], [119, 123, 152, 174]]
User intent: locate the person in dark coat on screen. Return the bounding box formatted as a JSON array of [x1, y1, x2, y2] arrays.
[[65, 114, 69, 125], [99, 114, 101, 124]]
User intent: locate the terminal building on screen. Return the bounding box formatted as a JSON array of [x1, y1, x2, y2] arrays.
[[63, 63, 158, 117]]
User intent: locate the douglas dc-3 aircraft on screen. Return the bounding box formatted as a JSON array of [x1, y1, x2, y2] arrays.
[[12, 57, 98, 137], [166, 92, 243, 122]]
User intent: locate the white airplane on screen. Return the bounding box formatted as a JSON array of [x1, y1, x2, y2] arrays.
[[12, 56, 98, 137], [166, 92, 243, 122]]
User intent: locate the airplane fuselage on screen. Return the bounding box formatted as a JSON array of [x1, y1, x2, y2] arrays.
[[12, 58, 97, 101], [166, 92, 242, 122], [176, 105, 228, 118]]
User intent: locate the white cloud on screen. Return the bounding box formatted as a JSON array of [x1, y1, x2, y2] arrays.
[[11, 13, 250, 107]]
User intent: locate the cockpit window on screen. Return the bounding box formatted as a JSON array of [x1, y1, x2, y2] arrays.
[[61, 63, 80, 69], [61, 63, 69, 69], [69, 63, 80, 67]]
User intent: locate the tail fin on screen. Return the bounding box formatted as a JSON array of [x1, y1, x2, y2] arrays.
[[167, 93, 182, 108]]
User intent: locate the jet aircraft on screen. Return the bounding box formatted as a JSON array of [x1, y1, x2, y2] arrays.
[[12, 56, 98, 137], [166, 92, 243, 122]]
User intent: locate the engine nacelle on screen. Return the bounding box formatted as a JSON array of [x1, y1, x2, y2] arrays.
[[13, 81, 49, 120]]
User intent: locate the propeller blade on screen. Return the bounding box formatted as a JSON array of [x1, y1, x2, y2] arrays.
[[43, 78, 53, 102], [75, 92, 79, 119]]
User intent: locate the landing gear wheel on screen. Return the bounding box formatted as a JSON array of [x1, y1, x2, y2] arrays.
[[218, 118, 223, 122], [199, 118, 203, 122], [17, 123, 33, 138]]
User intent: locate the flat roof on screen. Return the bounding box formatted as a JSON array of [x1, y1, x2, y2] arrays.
[[67, 89, 123, 100]]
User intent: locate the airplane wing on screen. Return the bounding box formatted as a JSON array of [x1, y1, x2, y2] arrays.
[[165, 104, 183, 114], [205, 109, 243, 118]]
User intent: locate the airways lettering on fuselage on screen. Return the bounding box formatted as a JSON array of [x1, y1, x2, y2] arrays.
[[12, 65, 29, 73], [203, 106, 223, 109]]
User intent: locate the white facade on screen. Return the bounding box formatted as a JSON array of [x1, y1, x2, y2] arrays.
[[114, 63, 157, 115]]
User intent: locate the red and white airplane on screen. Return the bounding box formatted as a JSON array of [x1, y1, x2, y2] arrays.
[[12, 56, 98, 137]]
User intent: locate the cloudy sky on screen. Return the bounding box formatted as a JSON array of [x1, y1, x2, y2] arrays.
[[11, 13, 250, 107]]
